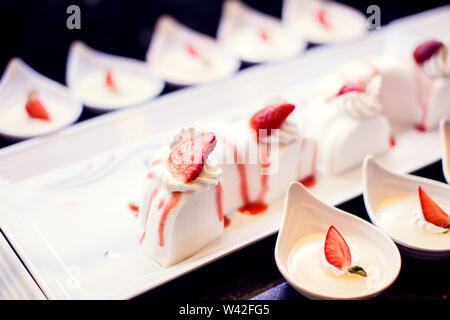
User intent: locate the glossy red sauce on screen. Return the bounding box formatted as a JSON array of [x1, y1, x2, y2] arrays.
[[158, 192, 182, 247], [216, 182, 224, 222], [140, 186, 160, 244]]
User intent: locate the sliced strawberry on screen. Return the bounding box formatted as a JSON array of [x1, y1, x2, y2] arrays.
[[418, 186, 450, 228], [25, 91, 51, 121], [324, 225, 352, 270], [249, 103, 295, 142], [167, 132, 217, 183], [413, 40, 444, 65], [336, 82, 365, 96], [106, 70, 117, 91], [324, 225, 367, 276]]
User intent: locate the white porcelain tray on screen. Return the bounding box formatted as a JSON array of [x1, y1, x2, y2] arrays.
[[0, 231, 45, 299], [0, 7, 448, 299]]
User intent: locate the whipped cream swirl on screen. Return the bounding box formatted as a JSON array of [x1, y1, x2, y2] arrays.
[[156, 158, 222, 192], [258, 120, 300, 145], [422, 43, 450, 78], [410, 209, 449, 234], [335, 75, 383, 120]]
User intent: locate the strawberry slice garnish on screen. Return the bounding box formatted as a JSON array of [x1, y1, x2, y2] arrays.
[[167, 132, 217, 183], [418, 186, 450, 229], [106, 70, 118, 91], [249, 103, 295, 142], [25, 91, 51, 121], [413, 40, 444, 65], [336, 82, 365, 96], [187, 44, 198, 57], [324, 225, 367, 277], [316, 9, 331, 29], [260, 30, 269, 41]]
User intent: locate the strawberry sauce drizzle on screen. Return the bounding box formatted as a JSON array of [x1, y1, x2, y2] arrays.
[[128, 203, 139, 217], [296, 140, 317, 188], [299, 144, 318, 188], [224, 216, 231, 228], [238, 142, 270, 215], [390, 136, 396, 147], [216, 182, 225, 222], [158, 199, 165, 210], [158, 192, 182, 247], [299, 175, 317, 188], [414, 67, 435, 132], [223, 139, 251, 205], [140, 186, 160, 244], [223, 138, 269, 215]]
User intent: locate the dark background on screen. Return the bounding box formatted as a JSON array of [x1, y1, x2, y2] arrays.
[[1, 0, 449, 86], [0, 0, 449, 300]]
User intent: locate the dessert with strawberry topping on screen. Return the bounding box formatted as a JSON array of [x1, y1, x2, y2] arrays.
[[211, 96, 316, 216], [287, 225, 383, 297], [374, 39, 450, 131], [67, 41, 164, 111], [0, 58, 82, 139], [301, 63, 390, 174], [138, 129, 224, 267], [376, 186, 450, 251], [146, 15, 240, 86], [282, 0, 367, 44], [217, 0, 304, 63], [74, 68, 160, 110], [137, 97, 317, 266]]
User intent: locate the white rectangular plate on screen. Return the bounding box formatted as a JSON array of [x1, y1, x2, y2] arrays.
[[0, 7, 448, 299]]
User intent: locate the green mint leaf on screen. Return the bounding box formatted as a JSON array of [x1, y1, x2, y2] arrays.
[[348, 265, 367, 277]]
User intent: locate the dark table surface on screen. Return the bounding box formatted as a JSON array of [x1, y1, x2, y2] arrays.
[[1, 0, 449, 300]]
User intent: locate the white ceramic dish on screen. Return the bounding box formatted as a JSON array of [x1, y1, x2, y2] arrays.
[[363, 156, 450, 259], [66, 41, 165, 112], [275, 182, 401, 300], [440, 117, 450, 183], [217, 0, 306, 63], [146, 15, 240, 87], [0, 8, 446, 299], [0, 58, 83, 140], [282, 0, 367, 44]]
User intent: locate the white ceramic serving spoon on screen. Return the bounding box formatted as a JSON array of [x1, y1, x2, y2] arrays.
[[217, 0, 306, 63], [66, 41, 164, 112], [282, 0, 367, 44], [0, 58, 83, 140], [275, 181, 401, 299], [146, 15, 240, 87], [363, 155, 450, 259]]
